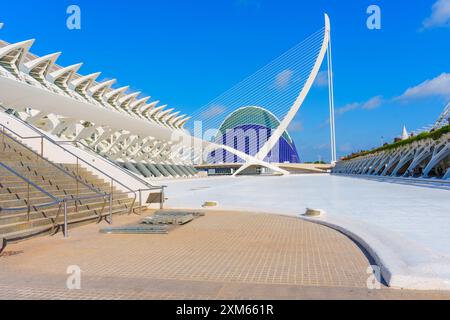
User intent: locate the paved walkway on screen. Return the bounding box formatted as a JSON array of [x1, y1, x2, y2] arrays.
[[161, 174, 450, 290], [1, 210, 449, 299]]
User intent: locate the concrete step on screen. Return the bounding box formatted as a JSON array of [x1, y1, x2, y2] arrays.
[[0, 192, 131, 212], [2, 207, 129, 243], [0, 192, 94, 208], [0, 184, 100, 194], [0, 201, 132, 226], [0, 201, 133, 235], [0, 133, 139, 245], [0, 189, 124, 202]]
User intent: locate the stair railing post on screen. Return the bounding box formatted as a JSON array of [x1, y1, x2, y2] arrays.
[[2, 126, 5, 151], [109, 193, 113, 223], [75, 157, 79, 212], [27, 182, 31, 221], [40, 136, 44, 157], [63, 200, 68, 238], [160, 187, 165, 210], [139, 189, 142, 213], [110, 179, 114, 200]]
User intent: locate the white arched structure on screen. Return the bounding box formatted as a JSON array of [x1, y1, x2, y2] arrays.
[[0, 15, 334, 179], [233, 13, 333, 176], [0, 38, 287, 178]]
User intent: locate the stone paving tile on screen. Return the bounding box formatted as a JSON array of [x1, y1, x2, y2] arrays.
[[0, 210, 449, 300]]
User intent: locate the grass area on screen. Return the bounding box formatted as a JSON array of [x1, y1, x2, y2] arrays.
[[342, 124, 450, 161]]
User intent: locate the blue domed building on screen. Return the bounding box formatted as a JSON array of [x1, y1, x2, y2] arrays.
[[208, 106, 300, 164]]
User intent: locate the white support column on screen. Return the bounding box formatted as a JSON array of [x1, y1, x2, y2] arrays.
[[327, 26, 337, 164]]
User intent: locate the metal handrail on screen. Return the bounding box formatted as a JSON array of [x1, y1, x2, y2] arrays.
[[0, 105, 163, 193], [1, 125, 105, 197], [0, 161, 61, 212], [136, 187, 166, 211], [0, 107, 167, 213], [0, 112, 168, 211], [70, 140, 160, 189], [0, 161, 113, 244], [0, 160, 166, 255]]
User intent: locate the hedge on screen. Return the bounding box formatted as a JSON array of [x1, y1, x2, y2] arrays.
[[342, 124, 450, 161]]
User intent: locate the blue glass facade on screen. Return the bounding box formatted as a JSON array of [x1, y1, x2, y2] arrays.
[[208, 107, 300, 164]]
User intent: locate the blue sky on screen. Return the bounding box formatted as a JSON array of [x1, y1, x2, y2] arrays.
[[1, 0, 449, 162]]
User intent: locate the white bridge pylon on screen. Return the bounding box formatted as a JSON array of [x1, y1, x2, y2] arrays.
[[230, 13, 335, 176]]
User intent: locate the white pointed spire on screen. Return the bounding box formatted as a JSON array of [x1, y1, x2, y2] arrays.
[[401, 125, 409, 140]]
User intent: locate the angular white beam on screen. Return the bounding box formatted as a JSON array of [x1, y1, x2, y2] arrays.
[[141, 101, 159, 118], [171, 114, 187, 128], [0, 39, 35, 77], [164, 111, 180, 125], [157, 108, 174, 122], [22, 52, 61, 81], [130, 96, 150, 113], [105, 85, 129, 105], [148, 105, 167, 120], [176, 116, 191, 129], [48, 63, 83, 86], [70, 72, 101, 97], [88, 79, 116, 100], [118, 92, 140, 110]]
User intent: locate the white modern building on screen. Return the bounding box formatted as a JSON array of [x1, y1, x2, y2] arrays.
[[333, 105, 450, 180], [0, 14, 335, 181], [0, 38, 200, 179]]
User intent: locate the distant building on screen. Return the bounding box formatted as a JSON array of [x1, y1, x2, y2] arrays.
[[208, 106, 300, 164], [401, 125, 409, 140]]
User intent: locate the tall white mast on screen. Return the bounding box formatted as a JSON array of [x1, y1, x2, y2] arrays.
[[326, 16, 337, 164]]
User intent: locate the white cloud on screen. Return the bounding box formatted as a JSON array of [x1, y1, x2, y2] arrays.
[[396, 73, 450, 101], [314, 71, 328, 88], [362, 95, 384, 110], [335, 102, 360, 115], [335, 95, 383, 116], [275, 69, 293, 89], [200, 105, 227, 119], [327, 72, 449, 124], [423, 0, 450, 29], [288, 120, 303, 132]]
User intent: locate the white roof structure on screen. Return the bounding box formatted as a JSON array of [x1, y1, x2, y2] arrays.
[[89, 79, 116, 100], [156, 108, 174, 122], [130, 97, 150, 113], [164, 111, 180, 125], [433, 102, 450, 130], [22, 52, 61, 82], [118, 92, 140, 110], [70, 72, 101, 98], [48, 63, 83, 85], [0, 37, 296, 176], [0, 39, 35, 78], [141, 101, 159, 118], [148, 105, 167, 119], [171, 114, 186, 128], [105, 86, 129, 105], [176, 116, 191, 128]]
